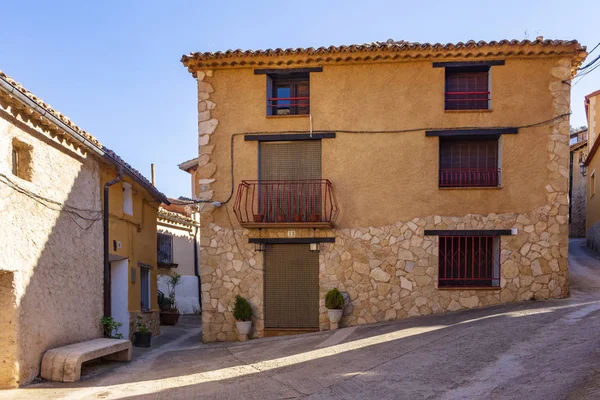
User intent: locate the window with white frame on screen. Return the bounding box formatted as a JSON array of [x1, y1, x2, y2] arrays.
[[140, 265, 151, 311], [123, 182, 133, 215]]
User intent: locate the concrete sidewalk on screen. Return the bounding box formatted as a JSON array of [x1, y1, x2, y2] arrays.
[[3, 239, 600, 399]]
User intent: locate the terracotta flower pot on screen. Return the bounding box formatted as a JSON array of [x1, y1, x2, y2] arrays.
[[327, 308, 343, 330], [253, 214, 264, 223], [160, 310, 180, 326], [293, 214, 302, 222], [276, 215, 285, 223]]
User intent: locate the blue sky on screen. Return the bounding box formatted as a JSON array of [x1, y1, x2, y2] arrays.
[[2, 0, 598, 198]]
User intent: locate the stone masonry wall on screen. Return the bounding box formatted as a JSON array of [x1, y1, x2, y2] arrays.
[[0, 106, 103, 386], [197, 58, 571, 342]]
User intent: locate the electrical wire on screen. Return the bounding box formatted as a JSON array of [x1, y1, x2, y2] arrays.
[[171, 112, 572, 207], [573, 61, 600, 86], [0, 172, 103, 230], [578, 53, 600, 72], [586, 42, 600, 58]]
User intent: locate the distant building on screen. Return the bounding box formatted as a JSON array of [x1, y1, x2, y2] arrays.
[[570, 129, 588, 237], [0, 69, 167, 387], [157, 201, 201, 314], [583, 90, 600, 250]]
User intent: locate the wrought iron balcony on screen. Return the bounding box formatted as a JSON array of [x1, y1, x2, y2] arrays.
[[439, 168, 501, 188], [233, 179, 339, 228]]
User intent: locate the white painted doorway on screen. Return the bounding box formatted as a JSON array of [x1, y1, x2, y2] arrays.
[[111, 259, 130, 340]]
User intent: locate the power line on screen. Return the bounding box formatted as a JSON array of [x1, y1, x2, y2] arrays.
[[0, 172, 102, 229], [172, 112, 572, 206]]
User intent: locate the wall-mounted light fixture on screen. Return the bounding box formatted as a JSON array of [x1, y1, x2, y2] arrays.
[[310, 228, 320, 253], [580, 162, 587, 177]]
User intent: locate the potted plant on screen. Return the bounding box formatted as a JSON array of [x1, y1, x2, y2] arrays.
[[159, 272, 181, 325], [233, 295, 253, 341], [253, 213, 264, 222], [133, 317, 152, 347], [293, 212, 302, 222], [100, 316, 124, 339], [325, 288, 345, 330], [276, 208, 285, 223]]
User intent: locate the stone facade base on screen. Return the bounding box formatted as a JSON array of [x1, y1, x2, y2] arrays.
[[129, 311, 160, 341], [201, 205, 569, 342]]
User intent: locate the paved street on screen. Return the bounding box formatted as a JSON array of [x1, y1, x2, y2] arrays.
[[3, 238, 600, 400]]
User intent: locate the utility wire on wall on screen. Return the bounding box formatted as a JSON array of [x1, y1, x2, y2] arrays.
[[0, 172, 102, 230], [170, 112, 572, 207]]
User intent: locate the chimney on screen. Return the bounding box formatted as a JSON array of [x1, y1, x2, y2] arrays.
[[151, 163, 156, 186]]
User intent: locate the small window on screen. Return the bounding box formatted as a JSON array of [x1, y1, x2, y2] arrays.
[[157, 233, 173, 264], [438, 236, 500, 288], [267, 73, 309, 116], [11, 139, 33, 181], [591, 170, 596, 198], [445, 66, 490, 110], [122, 182, 133, 215], [439, 137, 500, 187], [140, 266, 151, 311]]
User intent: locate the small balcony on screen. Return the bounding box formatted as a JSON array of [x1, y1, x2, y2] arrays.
[[268, 96, 310, 116], [233, 179, 339, 228], [439, 168, 501, 188]]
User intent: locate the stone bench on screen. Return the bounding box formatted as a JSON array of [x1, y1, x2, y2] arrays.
[[41, 338, 131, 382]]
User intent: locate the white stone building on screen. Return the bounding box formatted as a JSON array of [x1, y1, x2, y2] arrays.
[[157, 202, 201, 314]]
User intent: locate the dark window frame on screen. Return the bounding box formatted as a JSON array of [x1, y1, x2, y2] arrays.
[[140, 265, 151, 311], [11, 148, 19, 177], [157, 232, 174, 265], [267, 73, 310, 116], [438, 235, 501, 289], [438, 136, 501, 188], [444, 66, 491, 111]]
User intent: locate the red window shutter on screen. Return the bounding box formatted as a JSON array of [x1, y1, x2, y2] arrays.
[[445, 70, 489, 110]]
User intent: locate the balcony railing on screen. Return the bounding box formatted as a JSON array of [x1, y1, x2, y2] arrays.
[[445, 91, 490, 110], [439, 168, 501, 188], [233, 179, 338, 227], [268, 96, 310, 115]]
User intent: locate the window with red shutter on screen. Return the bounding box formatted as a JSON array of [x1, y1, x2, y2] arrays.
[[439, 137, 500, 187], [267, 73, 310, 115], [438, 236, 500, 288], [445, 66, 490, 110]]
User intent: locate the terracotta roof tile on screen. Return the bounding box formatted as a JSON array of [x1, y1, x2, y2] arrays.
[[161, 200, 192, 216], [0, 69, 102, 148], [182, 38, 587, 75], [0, 68, 169, 204]]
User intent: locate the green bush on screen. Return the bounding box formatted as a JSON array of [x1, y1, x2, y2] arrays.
[[136, 316, 150, 334], [325, 288, 345, 310], [100, 316, 124, 339], [233, 295, 253, 321]]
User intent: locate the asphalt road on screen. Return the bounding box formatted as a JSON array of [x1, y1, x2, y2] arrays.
[[4, 238, 600, 400]]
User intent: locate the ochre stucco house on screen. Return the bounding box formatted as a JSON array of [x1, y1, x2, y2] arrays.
[[569, 129, 587, 238], [180, 38, 586, 341], [157, 200, 201, 314], [0, 69, 167, 387], [102, 152, 169, 341], [583, 90, 600, 250]]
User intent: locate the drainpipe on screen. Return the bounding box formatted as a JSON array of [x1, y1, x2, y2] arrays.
[[104, 168, 123, 317], [193, 207, 201, 312]]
